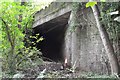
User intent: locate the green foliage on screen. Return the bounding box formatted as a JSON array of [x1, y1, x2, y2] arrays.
[[100, 0, 106, 2], [0, 1, 49, 75], [85, 2, 120, 55], [69, 3, 80, 32], [100, 2, 120, 51], [85, 0, 106, 8], [86, 2, 97, 8], [30, 33, 44, 44]]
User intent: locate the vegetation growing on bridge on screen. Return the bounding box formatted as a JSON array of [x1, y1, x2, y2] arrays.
[[0, 0, 120, 79]]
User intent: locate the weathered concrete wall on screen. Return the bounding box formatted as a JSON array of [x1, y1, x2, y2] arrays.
[[64, 4, 110, 74], [33, 2, 72, 28], [33, 2, 111, 75]]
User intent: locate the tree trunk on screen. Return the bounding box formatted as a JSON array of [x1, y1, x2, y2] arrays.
[[8, 45, 16, 74], [0, 17, 16, 74], [91, 4, 120, 75]]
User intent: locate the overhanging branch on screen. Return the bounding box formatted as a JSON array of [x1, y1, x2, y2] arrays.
[[0, 17, 13, 47]]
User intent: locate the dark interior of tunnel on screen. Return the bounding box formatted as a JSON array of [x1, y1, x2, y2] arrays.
[[33, 23, 68, 62], [32, 12, 70, 62]]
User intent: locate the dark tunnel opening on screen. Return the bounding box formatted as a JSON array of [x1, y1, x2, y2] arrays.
[[32, 12, 71, 62], [33, 23, 68, 62]]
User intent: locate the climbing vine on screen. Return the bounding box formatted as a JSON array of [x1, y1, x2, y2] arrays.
[[69, 3, 81, 32], [100, 2, 120, 55]]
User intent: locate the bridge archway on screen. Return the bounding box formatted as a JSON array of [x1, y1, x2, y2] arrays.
[[33, 12, 70, 62]]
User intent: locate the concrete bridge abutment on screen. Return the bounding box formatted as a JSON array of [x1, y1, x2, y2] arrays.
[[33, 2, 110, 75]]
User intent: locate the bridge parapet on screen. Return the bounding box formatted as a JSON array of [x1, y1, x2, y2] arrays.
[[33, 2, 72, 28]]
